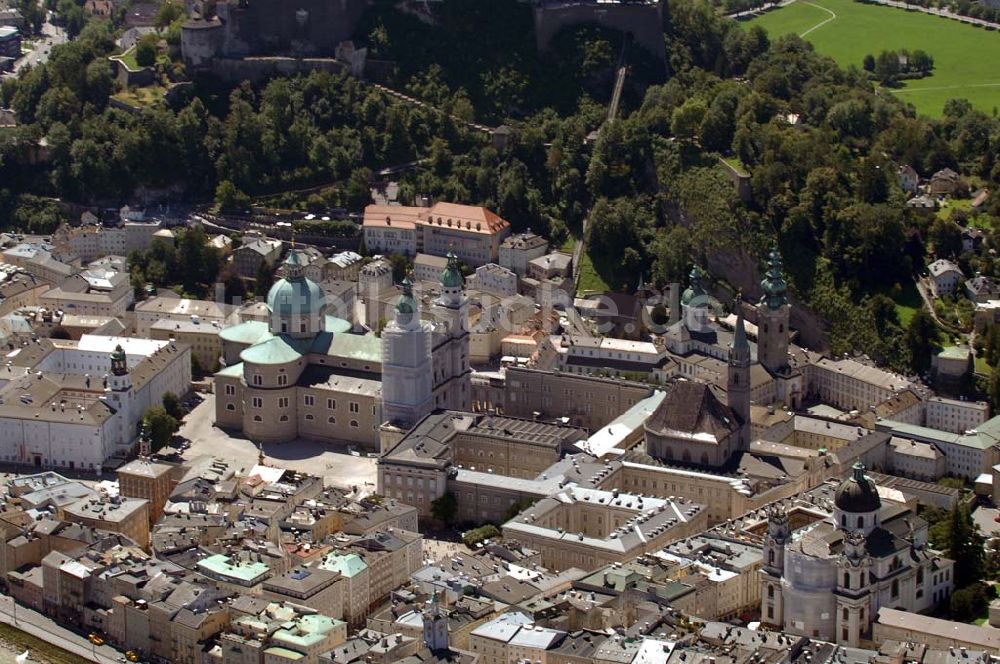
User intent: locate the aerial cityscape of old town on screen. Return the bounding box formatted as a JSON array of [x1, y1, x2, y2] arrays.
[[3, 0, 1000, 662]]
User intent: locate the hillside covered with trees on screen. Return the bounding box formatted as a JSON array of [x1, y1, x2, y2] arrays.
[[3, 0, 1000, 377]]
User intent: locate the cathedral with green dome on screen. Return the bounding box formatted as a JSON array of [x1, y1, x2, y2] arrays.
[[213, 248, 471, 448]]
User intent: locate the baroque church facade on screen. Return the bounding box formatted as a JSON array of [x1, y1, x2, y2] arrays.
[[760, 463, 955, 646], [214, 249, 471, 448]]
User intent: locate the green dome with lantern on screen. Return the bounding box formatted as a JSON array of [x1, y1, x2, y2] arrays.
[[681, 265, 707, 306], [759, 247, 788, 311], [440, 252, 465, 289]]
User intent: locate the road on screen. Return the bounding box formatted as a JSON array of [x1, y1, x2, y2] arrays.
[[11, 20, 67, 75], [175, 394, 378, 492], [0, 594, 122, 663], [867, 0, 1000, 29]]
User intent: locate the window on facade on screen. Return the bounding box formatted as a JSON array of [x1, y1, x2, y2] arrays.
[[253, 415, 262, 422], [350, 402, 359, 413], [305, 414, 314, 420], [767, 607, 773, 620], [226, 404, 235, 411], [767, 585, 774, 599], [280, 415, 288, 421], [917, 568, 924, 584], [891, 579, 899, 598], [328, 416, 336, 424], [252, 374, 262, 386], [277, 374, 288, 386], [251, 397, 262, 408], [857, 516, 863, 528], [278, 397, 289, 408], [842, 628, 848, 642], [328, 399, 336, 409], [225, 385, 235, 396], [304, 395, 314, 406]]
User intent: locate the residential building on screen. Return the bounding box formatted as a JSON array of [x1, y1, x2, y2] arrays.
[[62, 496, 150, 548], [929, 168, 961, 195], [0, 26, 20, 59], [135, 297, 239, 336], [498, 232, 548, 277], [929, 260, 965, 297], [473, 263, 517, 297], [234, 238, 284, 279], [39, 266, 134, 318], [897, 164, 919, 194]]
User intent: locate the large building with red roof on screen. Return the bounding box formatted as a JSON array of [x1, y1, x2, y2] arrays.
[[363, 202, 511, 267]]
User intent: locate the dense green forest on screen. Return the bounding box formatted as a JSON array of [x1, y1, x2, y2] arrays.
[[4, 0, 1000, 376]]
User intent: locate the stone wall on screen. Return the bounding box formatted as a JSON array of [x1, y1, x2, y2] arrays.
[[534, 1, 666, 65]]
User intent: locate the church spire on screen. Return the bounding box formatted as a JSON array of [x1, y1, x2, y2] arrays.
[[760, 246, 788, 311]]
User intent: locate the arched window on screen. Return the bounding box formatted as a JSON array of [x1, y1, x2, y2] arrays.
[[891, 579, 899, 598], [857, 516, 864, 528], [328, 416, 336, 424], [917, 568, 924, 585], [768, 550, 775, 565], [280, 415, 288, 422], [841, 515, 846, 527], [253, 415, 262, 422], [844, 572, 850, 589], [226, 404, 235, 411], [843, 608, 849, 620], [767, 585, 774, 599]]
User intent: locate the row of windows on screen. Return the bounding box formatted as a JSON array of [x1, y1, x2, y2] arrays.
[[241, 411, 361, 428]]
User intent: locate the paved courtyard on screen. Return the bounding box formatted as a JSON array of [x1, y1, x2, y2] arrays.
[[174, 393, 378, 492]]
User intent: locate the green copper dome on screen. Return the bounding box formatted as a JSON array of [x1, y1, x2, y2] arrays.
[[267, 250, 325, 318], [681, 265, 707, 306], [440, 252, 465, 289], [395, 277, 417, 315], [759, 247, 788, 311]]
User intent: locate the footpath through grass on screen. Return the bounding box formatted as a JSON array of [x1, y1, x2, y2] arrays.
[[745, 0, 1000, 116]]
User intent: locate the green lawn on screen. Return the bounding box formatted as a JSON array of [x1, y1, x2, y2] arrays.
[[113, 84, 167, 108], [936, 197, 973, 219], [745, 0, 1000, 116], [559, 236, 576, 253], [114, 46, 140, 70], [889, 281, 923, 327], [720, 156, 749, 176], [0, 622, 89, 664], [577, 250, 610, 294]]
